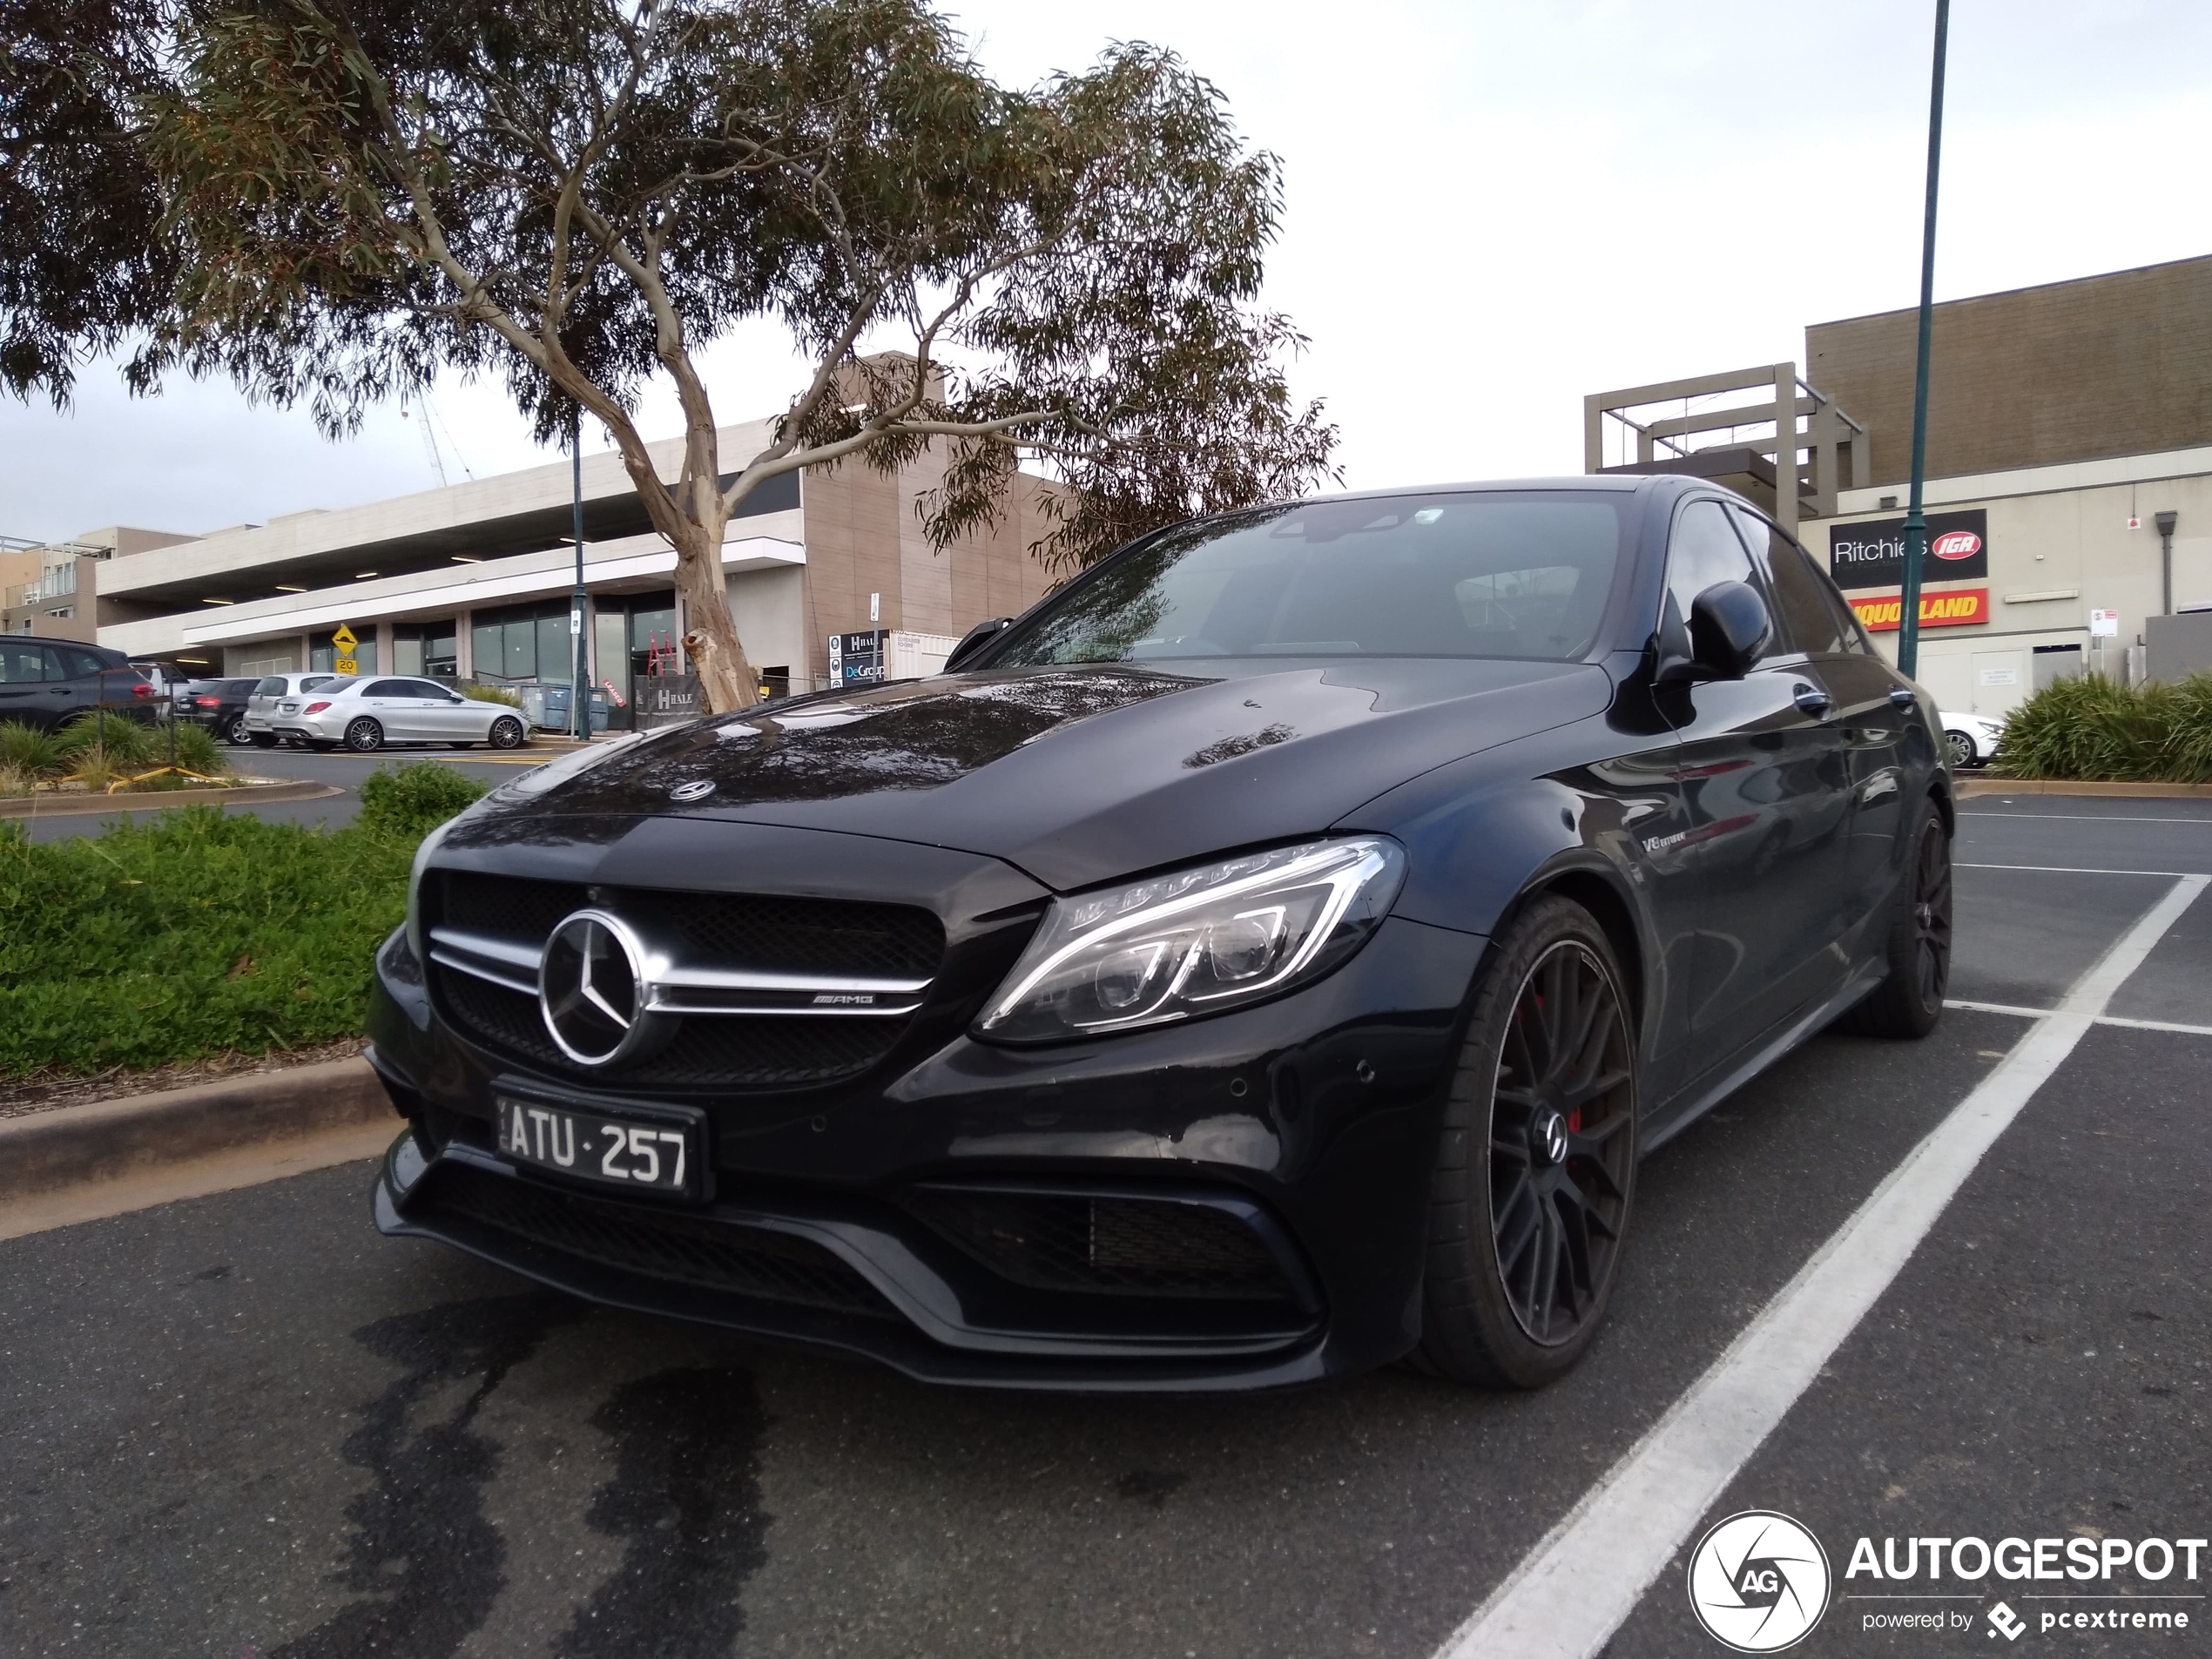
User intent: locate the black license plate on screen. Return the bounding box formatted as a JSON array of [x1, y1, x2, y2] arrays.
[[495, 1096, 699, 1197]]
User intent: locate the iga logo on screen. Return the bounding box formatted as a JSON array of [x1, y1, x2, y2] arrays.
[[1931, 529, 1983, 560], [1687, 1511, 1832, 1652]]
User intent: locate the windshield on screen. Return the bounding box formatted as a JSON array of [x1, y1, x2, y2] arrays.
[[988, 492, 1630, 666]]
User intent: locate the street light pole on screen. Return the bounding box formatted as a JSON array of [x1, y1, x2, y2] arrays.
[[1896, 0, 1951, 681], [570, 405, 590, 740]]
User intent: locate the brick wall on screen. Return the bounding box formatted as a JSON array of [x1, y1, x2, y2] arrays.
[[1806, 254, 2212, 485]]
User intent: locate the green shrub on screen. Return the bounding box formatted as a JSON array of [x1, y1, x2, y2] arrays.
[[0, 808, 418, 1075], [356, 759, 488, 840], [55, 711, 158, 772], [462, 681, 523, 707], [0, 720, 64, 779], [165, 721, 233, 779], [1995, 671, 2212, 782]]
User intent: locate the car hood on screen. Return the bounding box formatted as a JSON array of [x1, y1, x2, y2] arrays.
[[480, 659, 1611, 891]]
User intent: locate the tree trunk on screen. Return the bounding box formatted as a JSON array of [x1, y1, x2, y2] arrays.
[[668, 517, 758, 714]]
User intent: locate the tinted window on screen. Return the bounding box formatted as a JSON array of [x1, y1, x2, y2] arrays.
[[225, 678, 260, 696], [406, 679, 460, 701], [989, 493, 1629, 666], [364, 679, 415, 698], [0, 642, 47, 682], [1729, 505, 1845, 655], [253, 677, 282, 696], [300, 675, 338, 691], [1663, 501, 1758, 638], [51, 645, 108, 679]]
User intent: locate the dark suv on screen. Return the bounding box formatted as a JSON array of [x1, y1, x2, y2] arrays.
[[172, 678, 262, 745], [0, 639, 159, 731]]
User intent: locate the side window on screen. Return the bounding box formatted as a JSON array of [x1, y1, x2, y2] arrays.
[[301, 675, 337, 691], [51, 646, 108, 680], [0, 642, 47, 682], [363, 679, 412, 698], [1728, 505, 1846, 656], [407, 679, 458, 701], [1664, 500, 1759, 641], [254, 677, 284, 696]]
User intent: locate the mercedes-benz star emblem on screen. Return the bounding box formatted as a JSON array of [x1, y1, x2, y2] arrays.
[[669, 779, 717, 802], [539, 909, 656, 1066], [1532, 1108, 1569, 1166]]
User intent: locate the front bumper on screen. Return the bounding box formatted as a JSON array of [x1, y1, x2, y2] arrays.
[[367, 906, 1485, 1391]]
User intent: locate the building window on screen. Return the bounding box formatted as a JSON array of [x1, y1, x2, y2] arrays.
[[469, 599, 574, 685], [393, 620, 459, 678]]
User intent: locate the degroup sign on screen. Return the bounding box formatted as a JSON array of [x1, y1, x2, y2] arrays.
[[1850, 587, 1988, 632]]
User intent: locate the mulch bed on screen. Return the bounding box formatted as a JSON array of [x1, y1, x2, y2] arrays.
[[0, 1036, 370, 1121]]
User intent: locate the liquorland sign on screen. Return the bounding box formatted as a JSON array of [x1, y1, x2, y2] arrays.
[[1850, 587, 1991, 632], [1828, 509, 1989, 590]]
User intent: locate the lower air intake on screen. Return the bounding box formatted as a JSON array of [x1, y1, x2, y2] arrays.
[[907, 1189, 1298, 1303]]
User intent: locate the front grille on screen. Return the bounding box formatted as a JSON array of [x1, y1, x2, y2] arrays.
[[907, 1190, 1298, 1303], [436, 970, 906, 1089], [427, 1163, 895, 1318], [428, 873, 943, 1091]]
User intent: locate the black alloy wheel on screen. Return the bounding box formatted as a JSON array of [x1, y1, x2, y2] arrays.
[[489, 715, 525, 750], [1839, 797, 1952, 1038], [1416, 894, 1639, 1388], [1943, 728, 1976, 769], [344, 717, 383, 752]]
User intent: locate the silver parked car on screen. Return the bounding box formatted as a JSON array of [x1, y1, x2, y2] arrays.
[[242, 673, 340, 747], [268, 675, 529, 752]]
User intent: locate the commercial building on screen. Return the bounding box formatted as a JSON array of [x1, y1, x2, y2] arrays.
[[1588, 253, 2212, 715], [79, 409, 1059, 723], [3, 527, 196, 642]]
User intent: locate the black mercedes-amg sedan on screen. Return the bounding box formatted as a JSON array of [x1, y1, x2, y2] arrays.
[[366, 475, 1952, 1392]]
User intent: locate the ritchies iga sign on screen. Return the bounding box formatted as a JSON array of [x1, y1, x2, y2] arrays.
[[1828, 509, 1989, 590]]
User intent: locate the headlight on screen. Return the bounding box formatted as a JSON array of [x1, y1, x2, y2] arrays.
[[977, 836, 1406, 1042], [404, 817, 460, 961]]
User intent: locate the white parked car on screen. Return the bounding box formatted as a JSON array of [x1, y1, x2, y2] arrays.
[[1939, 710, 2004, 769], [268, 675, 529, 752], [242, 673, 341, 747]]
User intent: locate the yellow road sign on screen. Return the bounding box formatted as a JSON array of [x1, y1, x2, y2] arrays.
[[330, 624, 358, 651], [334, 657, 357, 673]]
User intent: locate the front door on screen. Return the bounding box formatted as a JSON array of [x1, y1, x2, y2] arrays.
[[1657, 500, 1857, 1059]]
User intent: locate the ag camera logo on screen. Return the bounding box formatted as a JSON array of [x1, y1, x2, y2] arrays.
[[1687, 1510, 1832, 1652]]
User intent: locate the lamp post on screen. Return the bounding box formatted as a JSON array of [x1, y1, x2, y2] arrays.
[[1896, 0, 1951, 681], [570, 405, 590, 740], [2155, 509, 2178, 617]]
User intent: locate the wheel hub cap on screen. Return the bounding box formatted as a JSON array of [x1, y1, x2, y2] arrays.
[[1529, 1106, 1568, 1167]]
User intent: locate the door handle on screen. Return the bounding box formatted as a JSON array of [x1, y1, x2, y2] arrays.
[[1887, 685, 1916, 711], [1792, 684, 1834, 718]]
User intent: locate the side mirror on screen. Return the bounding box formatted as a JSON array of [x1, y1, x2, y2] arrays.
[[943, 616, 1014, 672], [1687, 580, 1771, 679]]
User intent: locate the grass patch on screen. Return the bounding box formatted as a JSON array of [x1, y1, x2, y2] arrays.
[[0, 762, 488, 1078], [1994, 672, 2212, 783]]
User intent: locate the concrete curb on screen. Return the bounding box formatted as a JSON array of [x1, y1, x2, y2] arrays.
[[0, 779, 344, 819], [0, 1056, 395, 1204], [1959, 777, 2212, 799]]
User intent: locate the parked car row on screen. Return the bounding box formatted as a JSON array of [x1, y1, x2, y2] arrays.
[[246, 674, 529, 752], [0, 640, 163, 729]]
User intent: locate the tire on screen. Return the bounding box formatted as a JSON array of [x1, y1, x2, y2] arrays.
[[248, 732, 278, 749], [488, 715, 525, 750], [1838, 797, 1952, 1039], [343, 718, 383, 753], [224, 714, 250, 745], [1415, 894, 1640, 1388], [1943, 728, 1978, 769]]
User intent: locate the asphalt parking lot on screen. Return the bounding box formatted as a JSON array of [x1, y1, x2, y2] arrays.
[[3, 799, 2207, 1657]]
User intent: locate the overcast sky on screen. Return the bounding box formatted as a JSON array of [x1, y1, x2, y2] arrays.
[[5, 0, 2209, 544]]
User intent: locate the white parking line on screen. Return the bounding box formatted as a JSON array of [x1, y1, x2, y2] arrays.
[[1433, 873, 2209, 1659], [1959, 862, 2211, 878], [1959, 811, 2212, 824], [1945, 999, 2212, 1038]]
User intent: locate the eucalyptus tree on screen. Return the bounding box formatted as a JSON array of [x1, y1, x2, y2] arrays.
[[82, 0, 1333, 711]]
